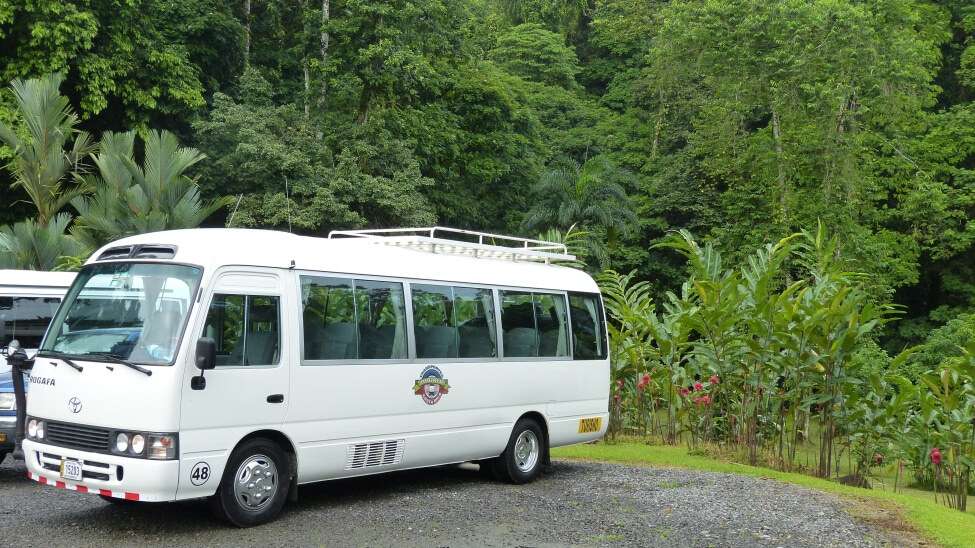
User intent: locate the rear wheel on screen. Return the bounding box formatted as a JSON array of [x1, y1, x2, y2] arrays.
[[210, 438, 290, 527], [491, 418, 546, 484]]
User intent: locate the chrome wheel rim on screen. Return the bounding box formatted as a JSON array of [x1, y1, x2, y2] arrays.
[[233, 454, 278, 511], [514, 430, 539, 473]]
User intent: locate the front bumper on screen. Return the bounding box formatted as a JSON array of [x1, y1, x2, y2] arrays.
[[0, 414, 15, 451], [23, 439, 179, 501]]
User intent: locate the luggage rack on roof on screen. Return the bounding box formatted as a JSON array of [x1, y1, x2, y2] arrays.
[[327, 227, 576, 264]]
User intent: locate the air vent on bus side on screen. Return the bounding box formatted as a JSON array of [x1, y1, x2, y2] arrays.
[[345, 439, 405, 470], [97, 244, 177, 261]]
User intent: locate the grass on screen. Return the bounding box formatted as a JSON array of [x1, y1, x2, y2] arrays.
[[552, 441, 975, 548]]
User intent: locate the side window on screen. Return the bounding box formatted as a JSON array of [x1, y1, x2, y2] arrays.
[[412, 284, 456, 358], [301, 275, 407, 361], [500, 291, 537, 357], [0, 296, 61, 349], [355, 280, 408, 359], [454, 287, 497, 358], [411, 284, 498, 359], [204, 294, 280, 367], [302, 277, 356, 360], [535, 293, 570, 357], [569, 293, 607, 360]]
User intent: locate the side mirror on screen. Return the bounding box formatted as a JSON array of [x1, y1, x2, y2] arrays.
[[5, 339, 28, 366], [195, 337, 216, 371]]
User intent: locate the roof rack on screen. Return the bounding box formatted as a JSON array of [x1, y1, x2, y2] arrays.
[[327, 227, 576, 264]]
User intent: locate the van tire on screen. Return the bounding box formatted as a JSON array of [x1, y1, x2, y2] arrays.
[[210, 437, 291, 527], [492, 417, 546, 484]]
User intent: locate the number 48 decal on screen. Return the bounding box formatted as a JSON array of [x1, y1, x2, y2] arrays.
[[190, 462, 211, 486]]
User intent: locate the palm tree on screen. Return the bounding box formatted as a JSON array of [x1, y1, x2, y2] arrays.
[[0, 213, 84, 270], [523, 156, 637, 261], [0, 73, 94, 224], [71, 130, 232, 248]]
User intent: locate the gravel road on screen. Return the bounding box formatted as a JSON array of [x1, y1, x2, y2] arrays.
[[0, 453, 903, 547]]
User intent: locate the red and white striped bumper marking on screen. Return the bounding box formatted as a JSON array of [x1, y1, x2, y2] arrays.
[[27, 471, 139, 501]]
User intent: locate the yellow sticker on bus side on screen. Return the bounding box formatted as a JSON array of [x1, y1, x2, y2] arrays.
[[578, 417, 602, 433]]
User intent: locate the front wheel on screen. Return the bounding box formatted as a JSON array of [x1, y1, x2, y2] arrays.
[[210, 438, 291, 527], [490, 418, 546, 484]]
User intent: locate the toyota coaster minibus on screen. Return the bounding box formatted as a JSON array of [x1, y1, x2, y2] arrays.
[[16, 227, 609, 526]]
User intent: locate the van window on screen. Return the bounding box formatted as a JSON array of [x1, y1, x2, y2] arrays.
[[204, 294, 280, 366], [500, 291, 537, 357], [411, 285, 498, 359], [412, 284, 456, 358], [569, 293, 607, 360], [454, 287, 497, 358], [354, 279, 408, 359], [0, 296, 61, 349], [535, 293, 570, 357], [500, 291, 570, 358], [301, 276, 407, 361]]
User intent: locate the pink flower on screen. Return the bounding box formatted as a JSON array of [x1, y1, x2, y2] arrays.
[[637, 373, 651, 391], [693, 382, 703, 392], [616, 379, 624, 389], [614, 393, 621, 402], [679, 387, 690, 397], [693, 395, 711, 406], [710, 374, 720, 385], [930, 447, 942, 466]]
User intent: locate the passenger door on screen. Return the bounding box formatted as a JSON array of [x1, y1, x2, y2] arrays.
[[177, 269, 292, 498]]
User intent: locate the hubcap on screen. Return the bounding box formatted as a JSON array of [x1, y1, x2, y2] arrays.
[[233, 454, 278, 511], [514, 430, 539, 473]]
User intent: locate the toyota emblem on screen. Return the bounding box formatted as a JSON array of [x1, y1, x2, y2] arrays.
[[68, 397, 83, 414]]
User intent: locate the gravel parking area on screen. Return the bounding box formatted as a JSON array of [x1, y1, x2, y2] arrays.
[[0, 453, 898, 547]]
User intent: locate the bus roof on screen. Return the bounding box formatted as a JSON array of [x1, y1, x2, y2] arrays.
[[0, 269, 76, 291], [87, 229, 601, 293]]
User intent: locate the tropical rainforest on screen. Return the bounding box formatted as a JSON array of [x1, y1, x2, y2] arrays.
[[1, 0, 975, 501]]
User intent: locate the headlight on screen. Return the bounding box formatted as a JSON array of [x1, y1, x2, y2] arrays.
[[0, 392, 14, 410], [115, 432, 129, 453], [26, 418, 44, 440], [130, 434, 145, 455], [147, 434, 177, 460], [110, 430, 178, 459]]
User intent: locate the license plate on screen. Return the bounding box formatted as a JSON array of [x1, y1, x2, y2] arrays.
[[61, 459, 83, 482]]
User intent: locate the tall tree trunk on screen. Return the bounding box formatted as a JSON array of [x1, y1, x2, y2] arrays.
[[303, 62, 311, 120], [771, 108, 787, 227], [319, 0, 330, 106], [243, 0, 251, 66]]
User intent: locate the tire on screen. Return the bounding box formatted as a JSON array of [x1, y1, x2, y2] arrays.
[[209, 438, 291, 527], [491, 417, 546, 484]]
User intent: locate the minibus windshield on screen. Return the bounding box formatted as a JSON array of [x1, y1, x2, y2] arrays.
[[41, 262, 202, 366]]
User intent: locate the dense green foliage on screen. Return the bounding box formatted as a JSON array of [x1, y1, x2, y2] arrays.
[[1, 0, 973, 509]]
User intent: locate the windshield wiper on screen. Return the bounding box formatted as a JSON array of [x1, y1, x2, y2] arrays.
[[83, 352, 152, 377], [35, 350, 83, 372]]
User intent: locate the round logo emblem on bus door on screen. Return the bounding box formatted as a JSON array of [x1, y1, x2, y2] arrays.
[[412, 366, 450, 405]]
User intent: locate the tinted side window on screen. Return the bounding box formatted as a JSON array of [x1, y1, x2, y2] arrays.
[[455, 287, 497, 358], [569, 293, 607, 360], [412, 284, 456, 358], [301, 276, 407, 361], [355, 280, 408, 359], [535, 293, 569, 357], [0, 296, 61, 349], [204, 294, 280, 366], [500, 291, 537, 357], [302, 277, 357, 360]]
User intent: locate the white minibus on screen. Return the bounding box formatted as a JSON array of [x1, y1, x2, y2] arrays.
[[17, 228, 609, 526], [1, 270, 74, 461]]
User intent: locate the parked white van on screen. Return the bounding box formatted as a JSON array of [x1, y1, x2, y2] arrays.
[[1, 270, 74, 461], [18, 228, 609, 526], [0, 270, 75, 371]]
